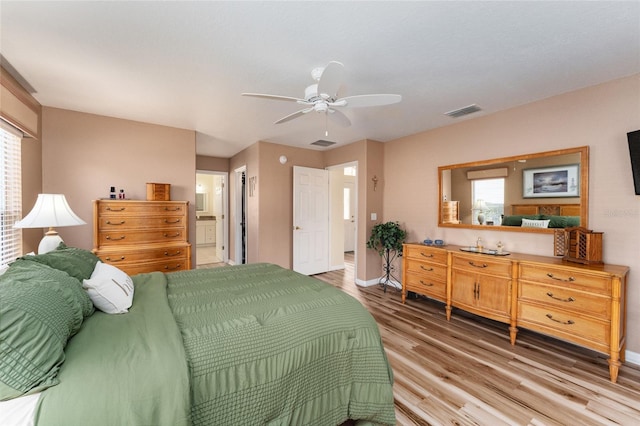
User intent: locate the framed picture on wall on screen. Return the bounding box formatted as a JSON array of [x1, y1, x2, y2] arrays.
[[523, 164, 580, 198]]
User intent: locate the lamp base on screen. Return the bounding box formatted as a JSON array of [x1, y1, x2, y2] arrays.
[[477, 213, 485, 225], [38, 229, 63, 254]]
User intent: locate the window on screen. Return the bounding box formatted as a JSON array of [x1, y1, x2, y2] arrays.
[[472, 178, 504, 225], [343, 166, 356, 177], [1, 123, 22, 266], [343, 187, 351, 220]]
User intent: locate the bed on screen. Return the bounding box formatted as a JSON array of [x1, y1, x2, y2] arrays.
[[0, 246, 395, 426], [501, 203, 581, 228]]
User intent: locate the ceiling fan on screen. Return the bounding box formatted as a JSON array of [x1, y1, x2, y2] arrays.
[[242, 61, 401, 127]]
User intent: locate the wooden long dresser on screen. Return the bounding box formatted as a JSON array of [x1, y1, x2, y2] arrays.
[[402, 242, 629, 383], [93, 200, 191, 275]]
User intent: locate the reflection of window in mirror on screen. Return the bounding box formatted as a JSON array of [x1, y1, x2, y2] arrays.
[[196, 193, 207, 212], [472, 178, 504, 225]]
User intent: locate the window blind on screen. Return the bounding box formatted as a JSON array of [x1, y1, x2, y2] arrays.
[[1, 120, 23, 266]]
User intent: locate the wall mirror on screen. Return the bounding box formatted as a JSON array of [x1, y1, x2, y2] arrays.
[[438, 146, 589, 234]]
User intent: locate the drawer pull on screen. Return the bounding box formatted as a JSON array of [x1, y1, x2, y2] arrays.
[[106, 207, 125, 211], [164, 250, 182, 257], [473, 283, 480, 299], [546, 292, 575, 303], [468, 261, 488, 268], [105, 235, 125, 241], [106, 220, 125, 225], [164, 219, 181, 224], [164, 264, 181, 270], [419, 280, 434, 287], [164, 232, 181, 238], [545, 313, 574, 325], [546, 273, 575, 282], [105, 256, 125, 262], [420, 253, 434, 258], [420, 265, 434, 272], [164, 207, 182, 212]]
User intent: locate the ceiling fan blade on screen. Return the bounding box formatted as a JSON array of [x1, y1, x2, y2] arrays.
[[242, 93, 307, 103], [317, 61, 344, 99], [327, 109, 351, 127], [336, 94, 402, 108], [274, 107, 313, 124]]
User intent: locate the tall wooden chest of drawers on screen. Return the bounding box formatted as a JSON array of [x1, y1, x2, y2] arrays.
[[93, 200, 191, 275]]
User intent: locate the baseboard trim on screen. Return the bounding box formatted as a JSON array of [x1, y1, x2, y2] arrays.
[[625, 350, 640, 366], [356, 277, 401, 290]]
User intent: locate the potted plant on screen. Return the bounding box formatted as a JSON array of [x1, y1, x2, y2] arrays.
[[366, 221, 407, 292]]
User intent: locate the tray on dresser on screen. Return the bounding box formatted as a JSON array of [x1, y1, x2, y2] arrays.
[[460, 247, 511, 256]]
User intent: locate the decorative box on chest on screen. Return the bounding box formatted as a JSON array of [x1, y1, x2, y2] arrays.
[[554, 226, 603, 264], [93, 199, 191, 275]]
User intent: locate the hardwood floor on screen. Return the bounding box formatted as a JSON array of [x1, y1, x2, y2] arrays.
[[314, 254, 640, 426]]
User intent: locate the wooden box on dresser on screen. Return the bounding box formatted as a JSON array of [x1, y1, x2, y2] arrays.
[[93, 200, 191, 275], [402, 243, 629, 383]]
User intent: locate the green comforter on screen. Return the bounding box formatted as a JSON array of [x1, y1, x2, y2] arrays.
[[36, 263, 395, 425]]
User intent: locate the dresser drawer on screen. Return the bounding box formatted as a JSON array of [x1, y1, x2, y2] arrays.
[[404, 271, 446, 300], [97, 215, 185, 230], [97, 229, 187, 246], [97, 201, 187, 216], [519, 263, 611, 295], [117, 259, 189, 276], [95, 244, 188, 264], [405, 260, 448, 282], [518, 282, 610, 319], [518, 302, 610, 352], [452, 253, 512, 277], [404, 245, 448, 265]]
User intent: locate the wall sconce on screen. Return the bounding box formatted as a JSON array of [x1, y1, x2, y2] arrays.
[[372, 175, 379, 191]]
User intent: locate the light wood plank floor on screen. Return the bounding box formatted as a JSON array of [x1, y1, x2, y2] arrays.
[[314, 255, 640, 426]]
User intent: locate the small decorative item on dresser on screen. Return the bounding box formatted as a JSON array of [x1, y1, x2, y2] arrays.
[[146, 182, 171, 201], [561, 226, 603, 264]]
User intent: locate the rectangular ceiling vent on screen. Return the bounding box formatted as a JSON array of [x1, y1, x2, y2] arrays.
[[445, 104, 482, 118], [311, 139, 336, 147]]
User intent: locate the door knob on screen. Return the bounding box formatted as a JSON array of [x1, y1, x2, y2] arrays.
[[294, 226, 301, 230]]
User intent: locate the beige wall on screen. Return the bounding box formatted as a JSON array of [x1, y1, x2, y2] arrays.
[[384, 74, 640, 354], [196, 154, 229, 172], [41, 108, 196, 263]]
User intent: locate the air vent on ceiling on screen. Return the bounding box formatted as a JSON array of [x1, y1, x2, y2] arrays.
[[444, 104, 482, 118], [311, 140, 336, 147]]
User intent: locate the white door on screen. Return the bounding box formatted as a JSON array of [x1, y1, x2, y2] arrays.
[[213, 175, 225, 261], [293, 166, 329, 275], [343, 179, 356, 252]]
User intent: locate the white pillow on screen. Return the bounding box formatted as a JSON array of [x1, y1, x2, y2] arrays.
[[82, 261, 134, 314], [521, 218, 551, 228]]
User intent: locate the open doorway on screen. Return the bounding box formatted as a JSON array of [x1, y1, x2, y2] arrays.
[[195, 171, 228, 267], [327, 162, 357, 275]]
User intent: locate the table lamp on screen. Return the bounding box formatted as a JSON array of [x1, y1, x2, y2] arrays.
[[14, 194, 86, 254], [472, 199, 489, 225]]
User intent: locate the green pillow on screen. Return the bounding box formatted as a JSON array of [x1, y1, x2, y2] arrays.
[[565, 216, 581, 227], [501, 215, 541, 226], [19, 242, 99, 282], [0, 261, 90, 400], [541, 215, 568, 228]]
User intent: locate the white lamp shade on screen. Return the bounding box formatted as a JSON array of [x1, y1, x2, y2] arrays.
[[14, 194, 86, 228], [472, 199, 488, 211]]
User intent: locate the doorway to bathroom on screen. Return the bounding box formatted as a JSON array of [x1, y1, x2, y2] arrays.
[[195, 171, 228, 267]]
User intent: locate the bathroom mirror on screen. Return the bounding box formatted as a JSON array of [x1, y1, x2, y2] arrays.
[[438, 146, 589, 234]]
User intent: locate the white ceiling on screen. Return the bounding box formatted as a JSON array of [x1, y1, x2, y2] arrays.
[[1, 1, 639, 158]]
